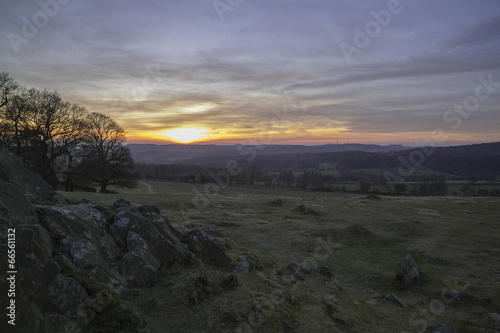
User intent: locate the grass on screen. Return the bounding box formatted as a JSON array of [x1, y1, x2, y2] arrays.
[[59, 181, 500, 332]]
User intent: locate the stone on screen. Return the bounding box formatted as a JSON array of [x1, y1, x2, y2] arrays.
[[187, 228, 231, 265], [36, 204, 107, 239], [0, 183, 39, 224], [395, 253, 420, 288], [449, 290, 465, 301], [385, 294, 408, 308], [114, 251, 158, 286], [296, 204, 311, 215], [46, 275, 88, 316], [487, 313, 500, 322], [312, 266, 333, 278], [51, 193, 67, 205], [99, 234, 122, 261], [271, 199, 286, 205], [221, 274, 239, 289], [62, 236, 102, 268], [114, 198, 131, 208], [0, 149, 56, 201], [294, 268, 307, 280], [233, 256, 251, 274]]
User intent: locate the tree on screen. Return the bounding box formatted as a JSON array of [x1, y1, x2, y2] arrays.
[[77, 112, 137, 193], [279, 169, 295, 187], [359, 181, 372, 193], [394, 183, 408, 195], [0, 73, 20, 149], [0, 72, 19, 108]]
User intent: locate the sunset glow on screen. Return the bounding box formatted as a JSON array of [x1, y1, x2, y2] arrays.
[[161, 128, 209, 144]]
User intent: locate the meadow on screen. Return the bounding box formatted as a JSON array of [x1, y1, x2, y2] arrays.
[[60, 181, 500, 332]]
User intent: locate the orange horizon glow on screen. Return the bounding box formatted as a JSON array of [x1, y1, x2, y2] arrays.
[[125, 130, 497, 146]]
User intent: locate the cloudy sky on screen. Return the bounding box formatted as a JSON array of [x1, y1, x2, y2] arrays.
[[1, 0, 499, 145]]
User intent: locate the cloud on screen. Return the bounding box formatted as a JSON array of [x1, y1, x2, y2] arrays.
[[441, 15, 500, 50]]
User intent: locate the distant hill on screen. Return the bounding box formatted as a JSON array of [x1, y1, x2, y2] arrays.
[[127, 143, 409, 165]]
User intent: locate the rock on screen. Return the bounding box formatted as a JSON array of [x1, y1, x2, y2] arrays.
[[114, 251, 158, 286], [36, 204, 107, 239], [296, 204, 311, 215], [424, 324, 458, 333], [221, 274, 239, 289], [385, 294, 408, 308], [449, 290, 465, 301], [0, 149, 56, 201], [140, 204, 161, 216], [312, 266, 333, 278], [487, 313, 500, 322], [114, 198, 131, 208], [395, 253, 420, 288], [99, 234, 122, 261], [187, 228, 231, 265], [271, 199, 286, 205], [294, 268, 307, 280], [0, 183, 39, 224], [62, 236, 102, 268], [289, 261, 306, 280], [233, 256, 251, 274], [51, 193, 67, 205], [289, 261, 303, 270], [0, 148, 235, 332], [189, 271, 214, 304], [47, 275, 88, 316], [190, 290, 199, 305], [462, 281, 470, 288], [77, 198, 91, 204]]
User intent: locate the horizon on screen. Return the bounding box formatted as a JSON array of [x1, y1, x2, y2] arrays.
[[1, 1, 499, 145], [125, 140, 498, 148]]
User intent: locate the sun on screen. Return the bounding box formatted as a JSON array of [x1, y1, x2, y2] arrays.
[[162, 127, 208, 144]]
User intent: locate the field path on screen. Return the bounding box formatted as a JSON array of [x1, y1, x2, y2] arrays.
[[139, 181, 155, 194]]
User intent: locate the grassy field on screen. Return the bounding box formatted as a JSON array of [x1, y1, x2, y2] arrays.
[[60, 181, 500, 332]]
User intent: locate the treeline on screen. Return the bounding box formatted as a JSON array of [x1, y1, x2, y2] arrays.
[[0, 73, 137, 192], [135, 163, 265, 185], [177, 148, 500, 181]]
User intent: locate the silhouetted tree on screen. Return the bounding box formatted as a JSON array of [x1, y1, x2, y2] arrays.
[[359, 181, 372, 193], [394, 183, 408, 195], [76, 112, 137, 193]]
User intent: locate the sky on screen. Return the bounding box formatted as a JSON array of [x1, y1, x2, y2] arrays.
[[1, 0, 499, 146]]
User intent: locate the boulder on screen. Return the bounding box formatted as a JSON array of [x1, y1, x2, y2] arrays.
[[186, 228, 231, 265], [395, 253, 420, 288], [233, 256, 251, 274], [46, 275, 88, 316], [62, 236, 102, 268], [0, 149, 56, 201]]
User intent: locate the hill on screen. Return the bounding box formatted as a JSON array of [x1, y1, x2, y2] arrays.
[[127, 143, 409, 165]]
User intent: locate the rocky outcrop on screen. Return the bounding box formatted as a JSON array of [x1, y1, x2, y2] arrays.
[[0, 149, 232, 333]]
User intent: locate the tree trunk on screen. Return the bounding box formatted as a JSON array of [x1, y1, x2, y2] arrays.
[[65, 154, 74, 192], [100, 181, 108, 193]]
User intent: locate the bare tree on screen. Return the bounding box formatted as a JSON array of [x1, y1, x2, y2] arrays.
[[77, 112, 137, 193], [0, 72, 19, 108], [0, 73, 20, 148]]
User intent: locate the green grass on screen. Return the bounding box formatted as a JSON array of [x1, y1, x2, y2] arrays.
[[59, 181, 500, 332]]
